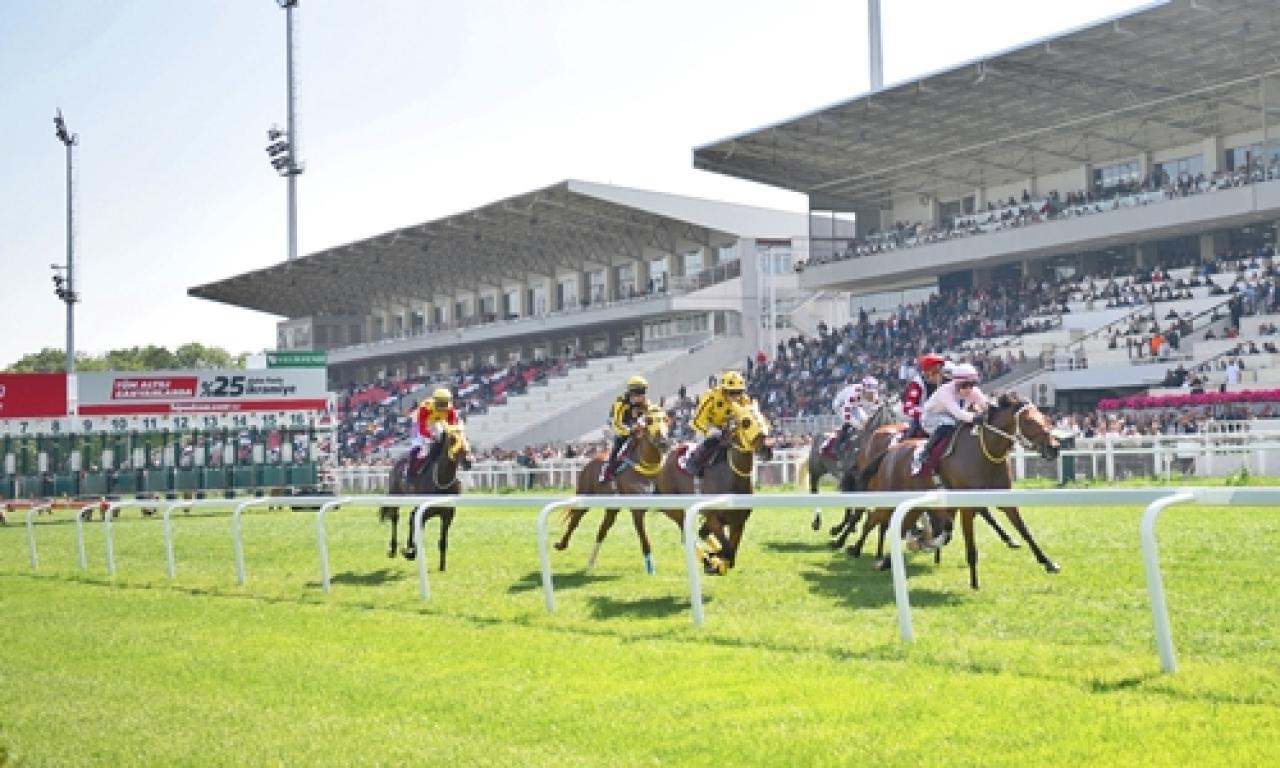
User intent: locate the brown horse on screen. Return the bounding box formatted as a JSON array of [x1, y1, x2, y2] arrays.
[[554, 404, 670, 573], [799, 403, 895, 533], [857, 392, 1061, 589], [380, 423, 471, 571], [834, 419, 1023, 558], [655, 400, 773, 574]]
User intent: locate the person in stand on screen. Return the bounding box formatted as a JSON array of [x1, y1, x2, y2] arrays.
[[407, 388, 459, 476], [916, 363, 988, 477], [901, 353, 947, 437], [688, 370, 754, 477], [600, 375, 650, 482]]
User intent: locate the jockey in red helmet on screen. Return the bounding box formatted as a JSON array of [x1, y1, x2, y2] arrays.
[[903, 353, 946, 437]]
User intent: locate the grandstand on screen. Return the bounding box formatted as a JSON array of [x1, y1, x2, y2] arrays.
[[190, 180, 807, 449], [694, 0, 1280, 426]]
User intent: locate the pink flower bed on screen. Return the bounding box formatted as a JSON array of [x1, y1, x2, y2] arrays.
[[1097, 389, 1280, 411]]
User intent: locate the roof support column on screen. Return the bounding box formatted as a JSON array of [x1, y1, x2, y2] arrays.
[[1202, 136, 1222, 175], [854, 208, 881, 240]]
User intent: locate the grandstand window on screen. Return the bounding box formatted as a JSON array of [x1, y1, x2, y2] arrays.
[[1092, 160, 1140, 193], [557, 277, 577, 310], [1152, 154, 1203, 188], [503, 288, 519, 318], [683, 251, 703, 275], [616, 264, 635, 298], [717, 244, 740, 263], [938, 196, 975, 226], [530, 285, 547, 315], [588, 271, 606, 304], [348, 324, 362, 344]]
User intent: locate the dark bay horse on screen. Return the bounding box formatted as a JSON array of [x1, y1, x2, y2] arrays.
[[800, 403, 894, 532], [655, 400, 772, 574], [833, 420, 1023, 558], [858, 392, 1061, 589], [380, 423, 471, 571], [555, 404, 670, 573]]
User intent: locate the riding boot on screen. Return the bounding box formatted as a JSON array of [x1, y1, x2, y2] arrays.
[[423, 439, 443, 475], [830, 423, 852, 457], [916, 424, 954, 477], [600, 435, 626, 482], [690, 435, 719, 477], [407, 446, 423, 477]]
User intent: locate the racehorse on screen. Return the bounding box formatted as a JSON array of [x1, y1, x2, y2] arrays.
[[799, 403, 894, 533], [655, 399, 773, 574], [380, 423, 471, 571], [831, 419, 1023, 557], [555, 404, 670, 573], [856, 392, 1061, 589]]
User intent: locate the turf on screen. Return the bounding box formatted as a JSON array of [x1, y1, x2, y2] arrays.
[[0, 494, 1277, 766]]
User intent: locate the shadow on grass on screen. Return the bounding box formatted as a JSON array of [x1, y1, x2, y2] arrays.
[[1088, 672, 1160, 693], [761, 539, 841, 554], [506, 569, 619, 594], [799, 555, 962, 610], [317, 568, 407, 587], [587, 594, 697, 620]]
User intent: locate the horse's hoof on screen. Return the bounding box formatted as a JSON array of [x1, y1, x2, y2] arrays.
[[845, 545, 861, 558], [1044, 560, 1061, 574], [811, 519, 821, 532], [874, 557, 891, 571], [386, 548, 396, 559], [828, 525, 844, 537], [401, 548, 417, 561], [553, 542, 567, 551], [1006, 539, 1023, 550], [644, 555, 655, 575], [828, 538, 843, 550]]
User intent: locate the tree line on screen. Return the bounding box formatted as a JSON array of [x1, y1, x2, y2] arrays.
[[4, 343, 249, 373]]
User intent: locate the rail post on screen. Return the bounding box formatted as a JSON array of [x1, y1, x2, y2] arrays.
[[1141, 490, 1195, 673], [314, 496, 355, 593], [887, 491, 942, 643], [682, 495, 732, 627], [536, 496, 584, 614]]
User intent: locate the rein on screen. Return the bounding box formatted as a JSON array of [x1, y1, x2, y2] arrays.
[[975, 403, 1034, 464]]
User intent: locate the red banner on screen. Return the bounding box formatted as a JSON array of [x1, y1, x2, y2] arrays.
[[0, 373, 68, 419]]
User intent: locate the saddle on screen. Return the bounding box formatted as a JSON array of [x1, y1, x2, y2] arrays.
[[910, 430, 958, 479], [819, 432, 841, 459], [675, 442, 726, 476]]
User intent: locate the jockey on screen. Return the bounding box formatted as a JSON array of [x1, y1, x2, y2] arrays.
[[915, 363, 989, 477], [902, 353, 947, 437], [860, 375, 881, 406], [828, 381, 864, 456], [408, 387, 460, 476], [600, 375, 650, 482], [688, 370, 751, 477]]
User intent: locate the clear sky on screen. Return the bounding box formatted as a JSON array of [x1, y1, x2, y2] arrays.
[[0, 0, 1153, 369]]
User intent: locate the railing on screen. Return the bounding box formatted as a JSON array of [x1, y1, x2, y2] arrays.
[[18, 487, 1280, 674]]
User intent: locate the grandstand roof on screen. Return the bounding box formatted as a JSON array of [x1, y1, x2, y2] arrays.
[[694, 0, 1280, 209], [189, 180, 803, 318]]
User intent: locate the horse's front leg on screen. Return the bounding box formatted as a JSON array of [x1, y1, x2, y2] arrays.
[[384, 508, 399, 558], [1000, 506, 1060, 573], [437, 509, 455, 572], [831, 508, 862, 549], [961, 508, 979, 589], [401, 510, 421, 561], [723, 510, 751, 569], [979, 508, 1021, 549]]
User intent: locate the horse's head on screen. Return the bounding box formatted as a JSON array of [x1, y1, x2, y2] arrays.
[[640, 404, 670, 449], [443, 423, 471, 464], [729, 400, 773, 460], [989, 392, 1059, 460]]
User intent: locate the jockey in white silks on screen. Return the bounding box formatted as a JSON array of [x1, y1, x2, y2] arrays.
[[916, 363, 989, 477]]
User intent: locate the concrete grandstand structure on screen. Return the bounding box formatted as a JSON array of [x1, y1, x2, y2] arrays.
[[695, 0, 1280, 414], [191, 180, 807, 449]]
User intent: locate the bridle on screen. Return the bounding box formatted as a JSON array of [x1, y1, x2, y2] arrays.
[[974, 403, 1047, 464]]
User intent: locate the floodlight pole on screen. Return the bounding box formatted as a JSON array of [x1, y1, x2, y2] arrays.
[[868, 0, 883, 90], [273, 0, 303, 262], [54, 109, 78, 378]]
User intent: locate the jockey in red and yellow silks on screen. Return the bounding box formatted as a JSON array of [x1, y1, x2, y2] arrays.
[[408, 388, 459, 475]]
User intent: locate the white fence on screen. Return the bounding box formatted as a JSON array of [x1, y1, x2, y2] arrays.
[[18, 487, 1280, 674], [327, 431, 1280, 494]]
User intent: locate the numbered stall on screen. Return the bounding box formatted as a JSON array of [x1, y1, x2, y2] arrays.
[[1, 367, 333, 500]]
